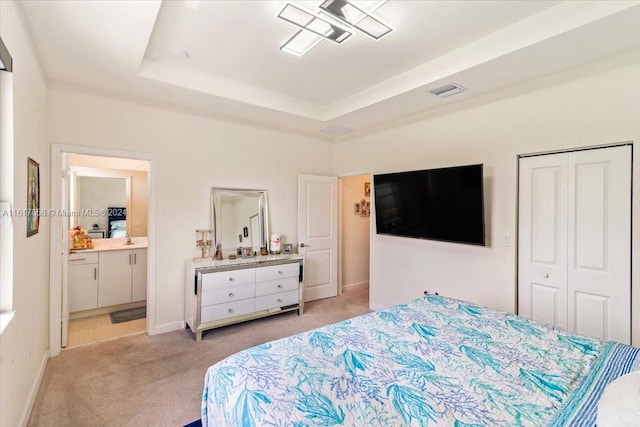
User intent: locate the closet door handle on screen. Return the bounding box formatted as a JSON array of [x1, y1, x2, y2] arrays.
[[299, 243, 310, 248], [129, 254, 132, 265], [134, 253, 137, 264], [94, 267, 97, 280]]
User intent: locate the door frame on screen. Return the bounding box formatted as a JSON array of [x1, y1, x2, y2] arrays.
[[49, 143, 157, 357]]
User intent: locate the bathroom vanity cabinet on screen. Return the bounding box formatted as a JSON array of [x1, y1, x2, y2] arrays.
[[68, 252, 99, 312], [98, 248, 147, 306], [68, 246, 147, 312], [185, 254, 304, 341]]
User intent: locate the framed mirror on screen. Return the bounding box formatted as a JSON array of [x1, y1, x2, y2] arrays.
[[211, 187, 269, 253], [72, 173, 131, 239]]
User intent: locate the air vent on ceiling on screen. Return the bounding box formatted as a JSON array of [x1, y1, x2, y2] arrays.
[[429, 83, 466, 98]]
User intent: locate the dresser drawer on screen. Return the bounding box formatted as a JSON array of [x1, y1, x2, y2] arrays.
[[255, 276, 298, 297], [202, 268, 255, 290], [201, 283, 254, 306], [255, 262, 299, 282], [69, 252, 99, 264], [255, 290, 299, 311], [201, 299, 255, 323]]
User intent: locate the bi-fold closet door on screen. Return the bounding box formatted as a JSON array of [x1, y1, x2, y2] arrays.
[[518, 145, 631, 344]]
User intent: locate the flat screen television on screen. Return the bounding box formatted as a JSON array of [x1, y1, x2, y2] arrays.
[[373, 164, 485, 246]]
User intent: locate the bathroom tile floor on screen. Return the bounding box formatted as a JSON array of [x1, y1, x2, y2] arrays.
[[67, 314, 146, 349]]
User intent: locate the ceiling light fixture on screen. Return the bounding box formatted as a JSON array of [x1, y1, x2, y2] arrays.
[[429, 83, 467, 98], [277, 0, 392, 57], [0, 36, 12, 71], [319, 0, 392, 40]]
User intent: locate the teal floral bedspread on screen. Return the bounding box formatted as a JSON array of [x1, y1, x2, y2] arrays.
[[201, 295, 637, 426]]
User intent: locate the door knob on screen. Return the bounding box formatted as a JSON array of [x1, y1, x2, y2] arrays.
[[300, 243, 310, 248]]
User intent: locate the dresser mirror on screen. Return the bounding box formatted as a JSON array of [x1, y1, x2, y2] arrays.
[[211, 187, 269, 254]]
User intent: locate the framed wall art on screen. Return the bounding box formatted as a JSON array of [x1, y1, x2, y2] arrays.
[[27, 157, 40, 237]]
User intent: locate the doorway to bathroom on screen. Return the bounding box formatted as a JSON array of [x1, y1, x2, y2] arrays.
[[49, 144, 156, 356]]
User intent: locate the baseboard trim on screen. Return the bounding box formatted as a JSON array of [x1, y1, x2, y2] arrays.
[[150, 320, 184, 336], [19, 348, 49, 427], [343, 281, 369, 290], [369, 303, 387, 311]]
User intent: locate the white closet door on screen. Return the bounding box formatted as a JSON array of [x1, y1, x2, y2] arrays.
[[518, 154, 569, 329], [518, 146, 631, 344], [567, 146, 631, 343]]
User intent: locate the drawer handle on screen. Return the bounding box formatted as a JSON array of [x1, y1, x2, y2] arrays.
[[277, 284, 282, 288], [278, 271, 283, 274], [70, 258, 86, 261], [277, 298, 282, 303], [228, 308, 234, 313], [228, 292, 234, 297], [229, 277, 234, 281]]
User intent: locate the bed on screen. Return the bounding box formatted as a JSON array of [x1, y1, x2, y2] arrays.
[[201, 295, 640, 426], [107, 206, 127, 238]]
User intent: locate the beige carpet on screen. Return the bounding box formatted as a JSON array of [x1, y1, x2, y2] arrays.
[[28, 285, 370, 427]]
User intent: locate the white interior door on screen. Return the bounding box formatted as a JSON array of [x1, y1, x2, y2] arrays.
[[518, 146, 631, 343], [298, 175, 338, 301], [567, 146, 631, 343], [518, 154, 569, 329]]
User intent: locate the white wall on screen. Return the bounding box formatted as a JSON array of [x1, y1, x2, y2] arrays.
[[0, 1, 51, 426], [47, 85, 333, 330], [341, 175, 370, 288], [333, 52, 640, 346]]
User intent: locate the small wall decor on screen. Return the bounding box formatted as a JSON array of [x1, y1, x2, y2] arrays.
[[354, 202, 361, 214], [283, 243, 293, 254], [364, 182, 371, 197], [27, 157, 40, 237], [360, 198, 370, 217]]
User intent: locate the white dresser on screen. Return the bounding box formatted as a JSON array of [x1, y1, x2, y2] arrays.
[[184, 254, 304, 341]]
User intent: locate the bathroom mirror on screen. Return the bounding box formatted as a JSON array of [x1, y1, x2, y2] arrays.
[[211, 187, 269, 253], [74, 175, 130, 238]]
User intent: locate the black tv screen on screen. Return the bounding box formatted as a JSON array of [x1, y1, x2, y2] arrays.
[[373, 164, 485, 245]]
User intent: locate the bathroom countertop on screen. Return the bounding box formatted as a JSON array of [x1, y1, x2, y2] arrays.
[[70, 237, 148, 253]]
